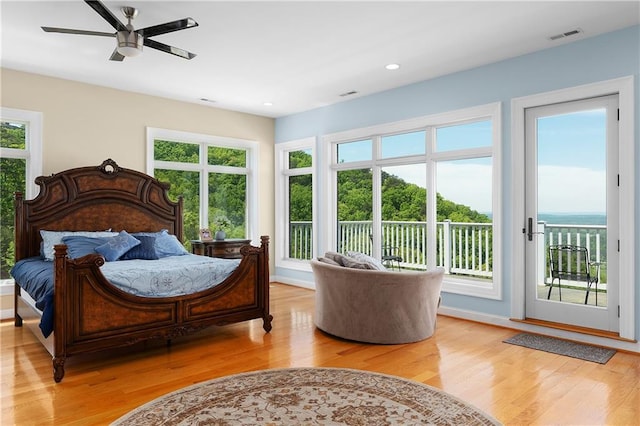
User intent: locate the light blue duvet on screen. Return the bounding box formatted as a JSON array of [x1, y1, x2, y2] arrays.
[[100, 254, 241, 297]]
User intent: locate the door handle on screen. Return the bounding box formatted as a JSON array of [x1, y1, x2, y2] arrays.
[[526, 217, 544, 241]]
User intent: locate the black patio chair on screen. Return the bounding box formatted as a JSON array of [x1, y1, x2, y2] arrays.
[[369, 234, 403, 270], [548, 244, 600, 305]]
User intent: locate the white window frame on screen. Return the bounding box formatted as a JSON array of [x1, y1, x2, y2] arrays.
[[322, 102, 502, 299], [146, 127, 259, 244], [275, 137, 316, 271], [0, 107, 43, 289]]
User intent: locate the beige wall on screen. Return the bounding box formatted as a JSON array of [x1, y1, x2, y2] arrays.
[[1, 68, 275, 314]]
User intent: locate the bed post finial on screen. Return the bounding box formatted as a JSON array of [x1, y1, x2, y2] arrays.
[[98, 159, 121, 175]]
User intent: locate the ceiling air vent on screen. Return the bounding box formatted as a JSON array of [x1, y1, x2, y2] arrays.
[[549, 28, 583, 41]]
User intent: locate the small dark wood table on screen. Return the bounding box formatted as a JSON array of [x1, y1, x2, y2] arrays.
[[190, 239, 251, 259]]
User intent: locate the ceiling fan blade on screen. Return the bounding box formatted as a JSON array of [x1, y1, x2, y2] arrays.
[[144, 39, 197, 60], [137, 18, 198, 38], [84, 0, 127, 32], [41, 27, 115, 37], [109, 49, 125, 62]]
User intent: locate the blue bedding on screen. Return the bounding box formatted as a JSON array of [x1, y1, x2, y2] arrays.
[[11, 255, 241, 338], [11, 258, 55, 337]]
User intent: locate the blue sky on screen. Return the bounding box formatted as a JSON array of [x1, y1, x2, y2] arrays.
[[536, 109, 606, 214]]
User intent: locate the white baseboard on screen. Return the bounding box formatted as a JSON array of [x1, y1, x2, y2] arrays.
[[0, 283, 14, 296], [1, 283, 14, 320], [438, 305, 640, 354], [270, 275, 315, 290]]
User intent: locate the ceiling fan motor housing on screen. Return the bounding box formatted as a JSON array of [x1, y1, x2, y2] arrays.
[[116, 30, 143, 56]]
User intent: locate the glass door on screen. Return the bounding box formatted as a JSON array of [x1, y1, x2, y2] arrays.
[[524, 95, 619, 331]]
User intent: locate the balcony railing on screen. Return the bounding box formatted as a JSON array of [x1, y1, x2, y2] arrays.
[[289, 220, 607, 284]]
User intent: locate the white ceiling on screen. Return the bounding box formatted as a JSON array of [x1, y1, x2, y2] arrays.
[[1, 1, 639, 118]]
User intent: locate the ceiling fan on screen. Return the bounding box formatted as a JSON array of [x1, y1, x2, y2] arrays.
[[41, 0, 198, 61]]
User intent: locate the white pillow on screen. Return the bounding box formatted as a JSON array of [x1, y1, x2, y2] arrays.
[[346, 251, 387, 271], [40, 230, 118, 261]]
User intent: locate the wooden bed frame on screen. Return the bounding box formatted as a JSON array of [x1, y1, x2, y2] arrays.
[[13, 159, 272, 382]]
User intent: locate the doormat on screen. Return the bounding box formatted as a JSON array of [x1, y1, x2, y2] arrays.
[[503, 333, 616, 364]]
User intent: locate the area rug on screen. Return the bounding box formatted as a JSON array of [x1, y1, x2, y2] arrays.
[[112, 367, 501, 425], [504, 333, 616, 364]]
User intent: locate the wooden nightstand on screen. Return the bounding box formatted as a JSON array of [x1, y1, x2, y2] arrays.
[[190, 239, 251, 259]]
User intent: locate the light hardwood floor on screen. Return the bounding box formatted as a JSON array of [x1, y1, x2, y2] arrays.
[[2, 283, 639, 425]]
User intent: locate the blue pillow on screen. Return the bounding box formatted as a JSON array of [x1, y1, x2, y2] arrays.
[[120, 235, 159, 260], [154, 230, 189, 258], [95, 231, 141, 262], [61, 236, 109, 259], [132, 230, 188, 258], [40, 229, 118, 261]]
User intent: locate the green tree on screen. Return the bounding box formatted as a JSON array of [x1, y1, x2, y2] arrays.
[[289, 150, 312, 168], [209, 173, 246, 238], [289, 175, 312, 221], [1, 122, 27, 278], [337, 169, 373, 221], [154, 169, 200, 248], [154, 140, 198, 163], [331, 167, 489, 223], [288, 150, 313, 222], [153, 141, 249, 241], [381, 171, 426, 221], [208, 146, 246, 167], [436, 192, 490, 223]]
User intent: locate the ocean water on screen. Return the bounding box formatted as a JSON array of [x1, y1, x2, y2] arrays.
[[481, 213, 606, 226], [538, 213, 606, 226]]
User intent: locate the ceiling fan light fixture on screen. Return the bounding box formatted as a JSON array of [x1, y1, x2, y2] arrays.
[[116, 31, 143, 57], [42, 0, 197, 61]]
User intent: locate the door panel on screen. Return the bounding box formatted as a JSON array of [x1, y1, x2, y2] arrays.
[[524, 95, 618, 332]]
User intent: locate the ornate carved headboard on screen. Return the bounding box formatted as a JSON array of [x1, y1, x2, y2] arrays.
[[14, 159, 183, 260]]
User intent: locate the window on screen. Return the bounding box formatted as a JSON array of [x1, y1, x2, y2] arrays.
[[324, 103, 501, 299], [0, 108, 42, 284], [275, 138, 315, 270], [337, 139, 372, 163], [147, 128, 258, 249], [381, 131, 425, 158]]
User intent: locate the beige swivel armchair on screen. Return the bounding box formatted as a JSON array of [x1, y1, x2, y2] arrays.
[[310, 260, 444, 344]]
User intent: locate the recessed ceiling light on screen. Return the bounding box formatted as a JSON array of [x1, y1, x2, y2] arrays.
[[263, 102, 273, 106], [385, 63, 400, 70], [339, 90, 358, 97], [199, 98, 216, 103]]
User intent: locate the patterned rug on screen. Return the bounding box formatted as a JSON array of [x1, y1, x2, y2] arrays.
[[112, 367, 501, 425]]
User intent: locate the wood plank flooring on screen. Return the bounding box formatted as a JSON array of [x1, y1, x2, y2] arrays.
[[2, 283, 639, 425]]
